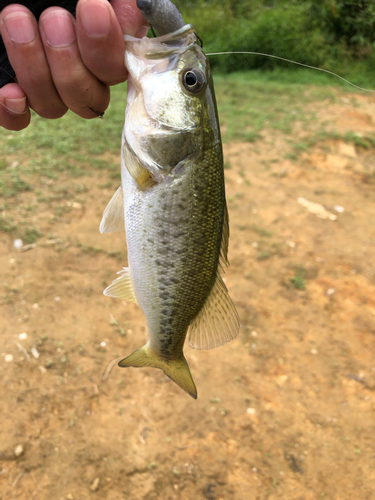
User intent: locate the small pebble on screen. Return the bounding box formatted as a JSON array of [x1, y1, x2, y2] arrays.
[[310, 349, 318, 355], [14, 445, 24, 457], [54, 296, 61, 302], [100, 341, 106, 347], [252, 467, 257, 472], [31, 347, 40, 359], [66, 494, 74, 500], [251, 331, 258, 337], [247, 407, 256, 415], [4, 354, 13, 362], [32, 303, 39, 309], [286, 240, 296, 248], [90, 478, 100, 491], [252, 241, 258, 248], [38, 366, 47, 374], [19, 333, 27, 340], [326, 288, 336, 296], [251, 343, 257, 350], [13, 239, 23, 249], [126, 329, 133, 335], [334, 205, 345, 213], [9, 258, 16, 265]]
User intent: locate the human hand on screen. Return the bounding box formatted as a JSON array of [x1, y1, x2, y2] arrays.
[[0, 0, 148, 130]]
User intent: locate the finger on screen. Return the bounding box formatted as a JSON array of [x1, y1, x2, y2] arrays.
[[0, 83, 31, 131], [76, 0, 127, 86], [39, 7, 110, 119], [110, 0, 149, 36], [0, 5, 67, 119]]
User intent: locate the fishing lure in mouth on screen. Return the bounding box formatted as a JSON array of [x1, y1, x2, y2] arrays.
[[101, 0, 239, 399]]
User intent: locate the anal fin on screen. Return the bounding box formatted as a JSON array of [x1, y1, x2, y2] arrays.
[[188, 273, 240, 350], [103, 267, 137, 304]]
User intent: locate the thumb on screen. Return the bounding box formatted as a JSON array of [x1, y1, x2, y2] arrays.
[[110, 0, 149, 37]]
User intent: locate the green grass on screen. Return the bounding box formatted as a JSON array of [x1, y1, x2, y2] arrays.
[[1, 70, 375, 239], [0, 72, 372, 193], [287, 129, 375, 161], [213, 70, 339, 142], [0, 83, 126, 198], [290, 274, 306, 290], [251, 224, 272, 238], [22, 227, 43, 244], [175, 0, 375, 90], [289, 267, 307, 290]]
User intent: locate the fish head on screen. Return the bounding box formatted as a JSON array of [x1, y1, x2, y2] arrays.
[[123, 25, 220, 187]]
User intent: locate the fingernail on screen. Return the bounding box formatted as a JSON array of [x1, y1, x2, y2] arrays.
[[5, 97, 27, 114], [135, 25, 149, 39], [81, 0, 111, 38], [41, 11, 76, 47], [3, 12, 36, 43]]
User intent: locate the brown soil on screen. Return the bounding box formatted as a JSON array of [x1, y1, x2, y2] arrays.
[[1, 93, 375, 500]]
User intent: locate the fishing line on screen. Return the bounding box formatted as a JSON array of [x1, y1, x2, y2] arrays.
[[206, 51, 375, 93]]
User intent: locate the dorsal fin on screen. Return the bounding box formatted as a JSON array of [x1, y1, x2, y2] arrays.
[[219, 202, 230, 269], [188, 272, 239, 350], [99, 186, 124, 234], [103, 267, 138, 304]]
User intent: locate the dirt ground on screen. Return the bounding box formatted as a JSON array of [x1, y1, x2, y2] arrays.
[[1, 90, 375, 500]]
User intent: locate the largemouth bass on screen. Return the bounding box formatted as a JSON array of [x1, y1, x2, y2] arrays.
[[100, 24, 239, 399]]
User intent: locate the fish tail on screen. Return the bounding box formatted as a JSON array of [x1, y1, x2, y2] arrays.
[[118, 344, 197, 399]]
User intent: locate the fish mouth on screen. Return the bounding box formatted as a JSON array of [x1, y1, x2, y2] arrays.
[[124, 24, 198, 54]]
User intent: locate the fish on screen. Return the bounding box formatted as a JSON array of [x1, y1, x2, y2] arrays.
[[100, 24, 239, 399]]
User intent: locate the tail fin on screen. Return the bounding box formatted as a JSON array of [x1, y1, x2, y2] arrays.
[[118, 344, 197, 399]]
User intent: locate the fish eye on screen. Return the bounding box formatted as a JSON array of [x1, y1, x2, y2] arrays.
[[182, 69, 206, 94]]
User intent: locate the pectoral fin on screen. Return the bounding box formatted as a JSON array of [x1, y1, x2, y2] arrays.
[[123, 145, 155, 190], [119, 344, 197, 399], [99, 186, 124, 234], [188, 273, 240, 350]]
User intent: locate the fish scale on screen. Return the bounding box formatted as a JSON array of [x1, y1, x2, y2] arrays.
[[124, 145, 223, 354]]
